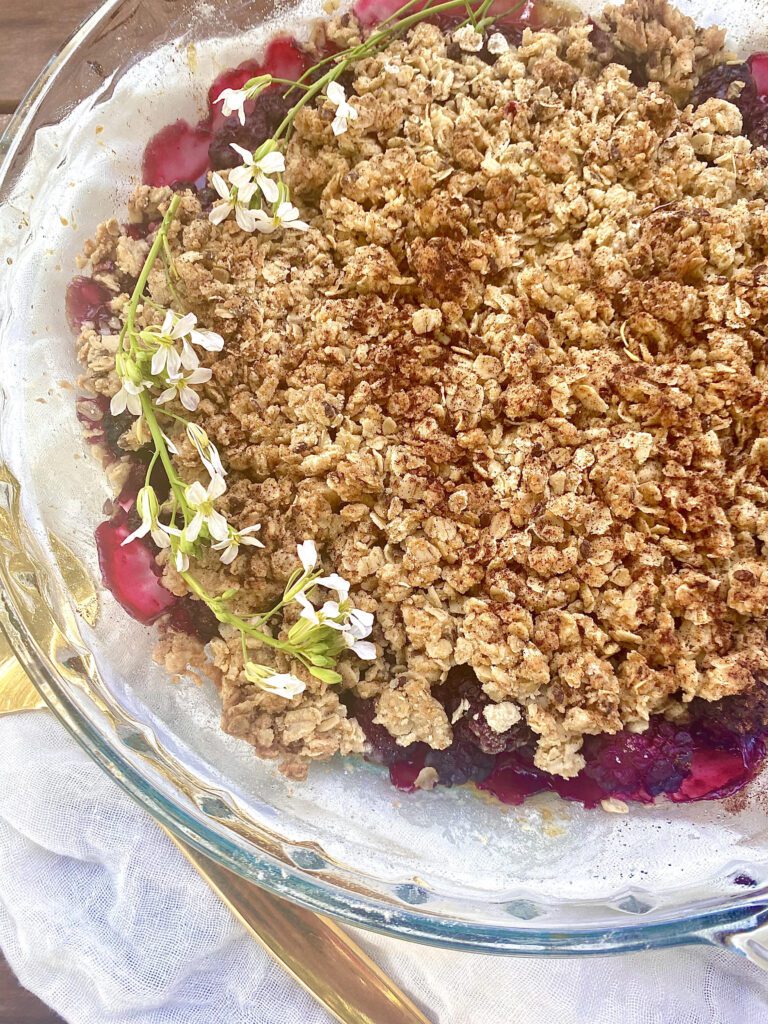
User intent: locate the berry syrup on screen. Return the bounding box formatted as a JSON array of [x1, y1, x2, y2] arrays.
[[66, 277, 114, 334], [142, 38, 310, 188], [691, 55, 768, 149], [93, 461, 219, 641], [347, 668, 768, 808]]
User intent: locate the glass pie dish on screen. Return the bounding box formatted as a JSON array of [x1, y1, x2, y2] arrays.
[[3, 0, 768, 962]]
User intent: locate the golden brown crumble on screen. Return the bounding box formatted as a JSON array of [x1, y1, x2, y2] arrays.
[[78, 1, 768, 780]]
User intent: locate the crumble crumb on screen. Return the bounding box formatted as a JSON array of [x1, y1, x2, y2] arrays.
[[600, 797, 630, 813], [414, 766, 440, 789], [483, 701, 522, 734]]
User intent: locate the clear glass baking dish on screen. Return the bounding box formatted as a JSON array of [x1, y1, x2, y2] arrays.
[[3, 0, 768, 961]]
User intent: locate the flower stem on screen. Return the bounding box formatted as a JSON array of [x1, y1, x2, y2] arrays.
[[142, 396, 187, 508], [119, 194, 182, 353]]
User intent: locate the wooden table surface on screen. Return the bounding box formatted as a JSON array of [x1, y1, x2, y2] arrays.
[[1, 6, 98, 1021]]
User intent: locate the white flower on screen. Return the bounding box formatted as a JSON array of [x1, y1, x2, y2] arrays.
[[110, 379, 147, 416], [259, 672, 306, 699], [245, 661, 306, 699], [297, 540, 317, 573], [174, 548, 190, 573], [325, 81, 358, 136], [143, 311, 223, 378], [295, 590, 341, 627], [229, 144, 285, 204], [155, 367, 212, 412], [295, 583, 376, 661], [215, 75, 272, 126], [486, 32, 510, 55], [316, 573, 350, 602], [121, 486, 172, 549], [347, 637, 376, 660], [150, 333, 183, 377], [154, 311, 224, 376], [211, 523, 264, 564], [183, 474, 228, 544], [216, 88, 250, 125], [186, 422, 226, 478], [161, 430, 179, 455], [208, 172, 259, 232], [342, 607, 376, 659], [453, 25, 484, 52], [252, 201, 309, 234]]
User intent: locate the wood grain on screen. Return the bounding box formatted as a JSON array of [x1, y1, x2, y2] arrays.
[[0, 0, 98, 111], [0, 960, 65, 1023]]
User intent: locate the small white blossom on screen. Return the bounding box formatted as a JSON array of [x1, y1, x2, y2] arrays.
[[186, 422, 226, 479], [295, 590, 341, 627], [244, 662, 306, 699], [215, 75, 272, 126], [228, 143, 285, 204], [110, 379, 147, 416], [252, 201, 309, 235], [155, 367, 212, 412], [183, 474, 228, 543], [297, 540, 317, 573], [211, 523, 264, 564], [208, 172, 259, 232], [295, 585, 376, 661], [343, 607, 376, 660], [150, 334, 182, 377], [325, 81, 358, 136], [174, 548, 190, 573], [216, 88, 249, 125], [148, 310, 223, 377], [453, 25, 484, 52], [486, 32, 510, 55], [316, 573, 350, 602], [121, 486, 172, 549], [161, 429, 179, 455]]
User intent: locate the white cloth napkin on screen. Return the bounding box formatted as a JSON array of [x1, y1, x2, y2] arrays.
[[0, 712, 766, 1024]]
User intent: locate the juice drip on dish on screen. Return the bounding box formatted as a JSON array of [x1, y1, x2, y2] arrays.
[[95, 516, 178, 623], [142, 121, 213, 189], [94, 468, 220, 640]]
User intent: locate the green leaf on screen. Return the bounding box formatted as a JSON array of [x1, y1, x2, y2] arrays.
[[309, 666, 342, 685], [305, 652, 336, 668]]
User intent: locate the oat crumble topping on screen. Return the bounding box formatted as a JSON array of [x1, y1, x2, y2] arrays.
[[78, 0, 768, 784]]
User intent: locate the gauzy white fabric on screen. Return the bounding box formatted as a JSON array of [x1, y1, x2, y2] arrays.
[[0, 713, 766, 1024]]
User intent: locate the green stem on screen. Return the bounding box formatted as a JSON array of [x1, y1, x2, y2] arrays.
[[156, 408, 192, 427], [142, 397, 187, 508], [269, 76, 311, 90], [144, 448, 160, 488], [119, 194, 182, 353], [274, 62, 346, 141], [181, 571, 297, 654]]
